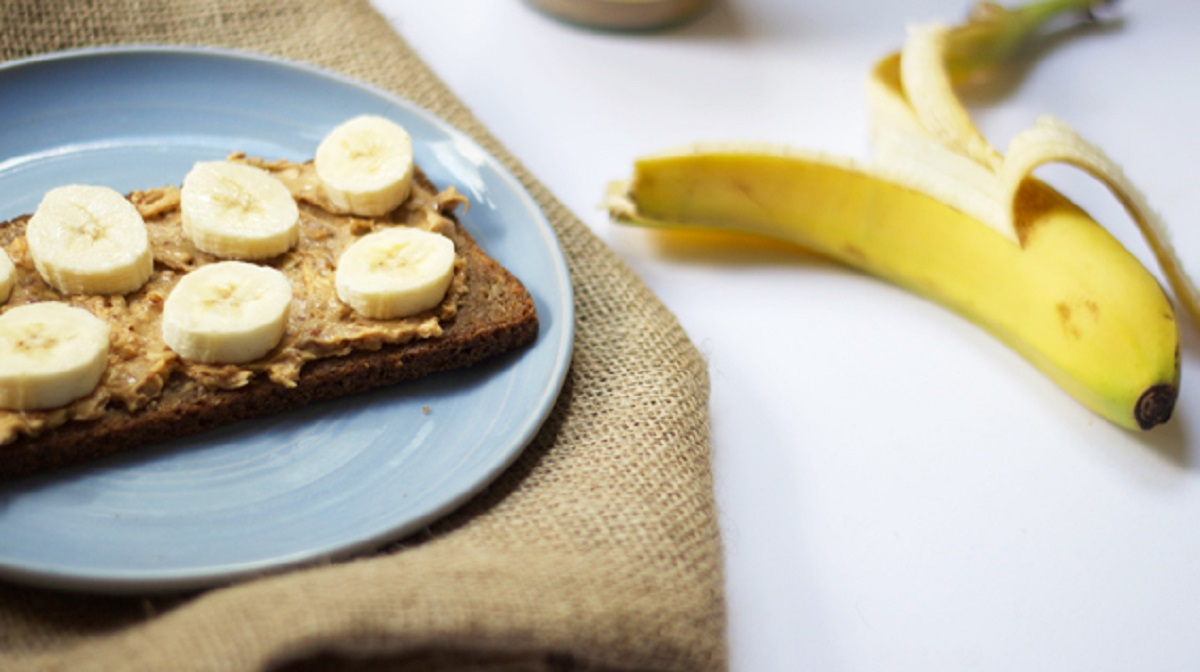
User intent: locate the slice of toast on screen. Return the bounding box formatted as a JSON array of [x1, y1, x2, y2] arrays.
[[0, 161, 539, 480]]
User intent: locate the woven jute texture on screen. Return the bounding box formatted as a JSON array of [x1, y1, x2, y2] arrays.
[[0, 1, 726, 670]]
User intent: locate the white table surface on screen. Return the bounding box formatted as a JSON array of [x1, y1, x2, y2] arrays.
[[376, 2, 1200, 670]]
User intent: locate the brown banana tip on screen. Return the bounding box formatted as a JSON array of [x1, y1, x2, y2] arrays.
[[1135, 384, 1177, 430]]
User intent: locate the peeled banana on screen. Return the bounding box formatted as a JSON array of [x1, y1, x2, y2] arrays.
[[607, 1, 1189, 430]]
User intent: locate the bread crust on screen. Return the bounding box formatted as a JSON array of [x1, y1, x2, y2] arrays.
[[0, 185, 538, 481]]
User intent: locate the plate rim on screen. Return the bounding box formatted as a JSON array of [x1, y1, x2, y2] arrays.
[[0, 44, 575, 593]]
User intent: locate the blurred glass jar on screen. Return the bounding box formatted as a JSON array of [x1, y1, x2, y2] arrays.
[[527, 0, 711, 30]]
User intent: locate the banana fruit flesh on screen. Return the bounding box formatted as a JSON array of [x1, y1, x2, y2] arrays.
[[25, 184, 154, 295], [0, 249, 13, 303], [608, 4, 1188, 430], [0, 302, 111, 411], [161, 260, 293, 365], [335, 227, 457, 320], [181, 161, 301, 260], [315, 115, 415, 217]]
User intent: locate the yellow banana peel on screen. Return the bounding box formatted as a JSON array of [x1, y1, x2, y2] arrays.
[[606, 1, 1191, 430]]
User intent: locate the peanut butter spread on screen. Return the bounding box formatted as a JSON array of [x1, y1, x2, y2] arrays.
[[0, 156, 469, 445]]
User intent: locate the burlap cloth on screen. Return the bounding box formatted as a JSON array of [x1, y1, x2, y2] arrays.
[[0, 1, 726, 670]]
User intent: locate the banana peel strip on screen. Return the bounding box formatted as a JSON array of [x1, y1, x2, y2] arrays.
[[898, 24, 1004, 171], [1000, 118, 1200, 324], [873, 22, 1200, 326]]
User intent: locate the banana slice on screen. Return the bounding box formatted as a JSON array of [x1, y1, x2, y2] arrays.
[[25, 184, 154, 295], [0, 302, 111, 411], [162, 261, 293, 364], [181, 161, 300, 260], [335, 227, 456, 319], [0, 249, 14, 304], [315, 115, 415, 216]]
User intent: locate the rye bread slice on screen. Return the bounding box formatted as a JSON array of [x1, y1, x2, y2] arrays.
[[0, 177, 539, 481]]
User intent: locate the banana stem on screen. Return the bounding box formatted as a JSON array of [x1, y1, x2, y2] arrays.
[[945, 0, 1115, 82]]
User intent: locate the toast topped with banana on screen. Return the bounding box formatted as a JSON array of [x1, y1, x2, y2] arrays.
[[0, 115, 539, 480]]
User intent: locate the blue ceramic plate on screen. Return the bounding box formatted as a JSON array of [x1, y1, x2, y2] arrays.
[[0, 47, 574, 593]]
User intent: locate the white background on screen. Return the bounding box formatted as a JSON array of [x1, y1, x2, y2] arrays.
[[375, 2, 1200, 670]]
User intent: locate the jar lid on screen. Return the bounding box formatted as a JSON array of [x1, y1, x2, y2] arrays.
[[528, 0, 710, 30]]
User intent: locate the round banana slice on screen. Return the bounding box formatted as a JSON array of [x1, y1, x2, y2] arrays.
[[0, 248, 14, 304], [315, 115, 415, 216], [335, 227, 456, 320], [25, 184, 154, 295], [162, 261, 293, 364], [0, 302, 111, 411], [181, 161, 300, 260]]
